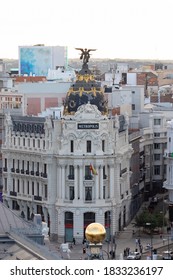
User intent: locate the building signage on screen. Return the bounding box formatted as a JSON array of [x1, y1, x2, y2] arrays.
[[78, 123, 99, 129]]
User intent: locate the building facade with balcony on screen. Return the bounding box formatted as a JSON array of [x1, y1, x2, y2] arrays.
[[2, 53, 133, 243]]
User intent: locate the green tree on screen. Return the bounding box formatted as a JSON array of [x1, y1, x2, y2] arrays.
[[135, 211, 167, 230]]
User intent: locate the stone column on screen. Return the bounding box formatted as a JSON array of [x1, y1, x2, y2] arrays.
[[109, 164, 114, 199], [61, 165, 65, 200], [74, 165, 78, 199], [95, 166, 99, 200], [57, 165, 62, 199], [100, 166, 103, 199], [79, 165, 83, 200]]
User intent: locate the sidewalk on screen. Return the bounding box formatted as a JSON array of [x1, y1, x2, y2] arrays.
[[47, 194, 173, 260]]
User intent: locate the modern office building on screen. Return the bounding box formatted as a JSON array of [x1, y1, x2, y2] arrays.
[[18, 45, 68, 76]]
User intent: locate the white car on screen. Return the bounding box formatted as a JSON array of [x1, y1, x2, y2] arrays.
[[162, 250, 173, 260], [127, 252, 141, 260]]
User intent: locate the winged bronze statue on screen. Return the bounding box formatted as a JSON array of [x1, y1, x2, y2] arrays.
[[75, 48, 96, 64]]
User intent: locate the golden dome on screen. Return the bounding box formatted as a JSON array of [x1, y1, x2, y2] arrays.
[[85, 222, 106, 243]]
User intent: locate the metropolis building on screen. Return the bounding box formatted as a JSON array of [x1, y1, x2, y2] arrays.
[[2, 50, 133, 242]]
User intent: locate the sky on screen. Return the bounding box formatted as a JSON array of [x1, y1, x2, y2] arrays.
[[1, 0, 173, 60]]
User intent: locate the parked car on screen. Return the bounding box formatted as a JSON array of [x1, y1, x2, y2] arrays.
[[162, 250, 173, 260], [127, 252, 141, 260]]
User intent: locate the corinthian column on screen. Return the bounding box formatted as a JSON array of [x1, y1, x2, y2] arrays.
[[74, 165, 78, 200]]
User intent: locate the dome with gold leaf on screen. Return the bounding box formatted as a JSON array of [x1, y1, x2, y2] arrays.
[[63, 49, 108, 116]]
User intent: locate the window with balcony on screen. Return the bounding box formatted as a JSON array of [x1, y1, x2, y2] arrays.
[[26, 161, 29, 174], [86, 140, 91, 153], [21, 160, 25, 174], [36, 162, 39, 176], [11, 159, 15, 172], [42, 163, 47, 178], [31, 162, 34, 175]]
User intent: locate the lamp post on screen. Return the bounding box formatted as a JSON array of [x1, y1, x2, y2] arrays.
[[146, 222, 153, 260]]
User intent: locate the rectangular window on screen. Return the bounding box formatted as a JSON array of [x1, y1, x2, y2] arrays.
[[154, 133, 160, 137], [69, 165, 74, 179], [23, 138, 25, 146], [32, 182, 34, 195], [85, 165, 92, 179], [43, 140, 45, 149], [103, 186, 106, 199], [17, 179, 20, 193], [22, 180, 25, 194], [154, 154, 160, 160], [69, 186, 74, 200], [132, 104, 135, 110], [38, 139, 40, 148], [154, 165, 160, 175], [86, 140, 91, 153], [37, 182, 39, 196], [27, 181, 29, 194], [154, 143, 160, 149], [13, 179, 15, 192], [4, 178, 7, 192], [85, 187, 92, 201], [102, 140, 105, 152], [154, 119, 161, 125], [45, 184, 47, 198], [44, 164, 47, 174], [70, 140, 74, 153]]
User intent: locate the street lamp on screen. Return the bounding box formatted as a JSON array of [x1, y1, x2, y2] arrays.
[[146, 222, 153, 260]]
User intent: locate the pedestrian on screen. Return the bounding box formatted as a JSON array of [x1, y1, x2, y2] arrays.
[[123, 249, 126, 258], [73, 237, 76, 245], [135, 238, 138, 248], [66, 248, 71, 259], [139, 244, 143, 254]]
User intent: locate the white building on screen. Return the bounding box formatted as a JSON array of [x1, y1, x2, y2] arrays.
[[2, 58, 133, 242], [163, 119, 173, 221]]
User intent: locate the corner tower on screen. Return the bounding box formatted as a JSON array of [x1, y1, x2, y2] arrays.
[[63, 48, 108, 115]]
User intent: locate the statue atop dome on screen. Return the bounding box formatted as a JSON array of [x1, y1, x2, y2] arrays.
[[75, 48, 96, 65]]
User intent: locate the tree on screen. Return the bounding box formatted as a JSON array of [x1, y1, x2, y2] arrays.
[[135, 210, 167, 231]]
